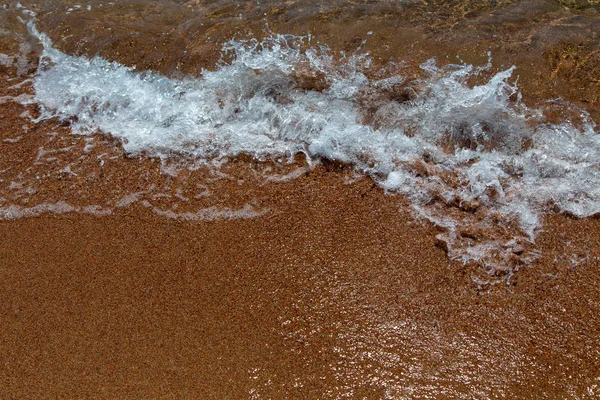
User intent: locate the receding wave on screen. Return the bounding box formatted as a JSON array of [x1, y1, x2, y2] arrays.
[[21, 19, 600, 281]]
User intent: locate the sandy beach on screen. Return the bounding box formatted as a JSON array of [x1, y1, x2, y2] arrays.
[[2, 184, 600, 398], [2, 0, 600, 398]]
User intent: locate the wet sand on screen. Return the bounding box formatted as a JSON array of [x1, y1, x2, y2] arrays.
[[2, 0, 600, 398], [2, 184, 600, 398]]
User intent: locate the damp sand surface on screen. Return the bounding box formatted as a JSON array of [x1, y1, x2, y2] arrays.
[[2, 189, 600, 398], [1, 0, 600, 398]]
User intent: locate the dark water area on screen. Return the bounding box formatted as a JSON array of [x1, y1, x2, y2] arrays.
[[5, 0, 599, 118], [1, 1, 600, 398]]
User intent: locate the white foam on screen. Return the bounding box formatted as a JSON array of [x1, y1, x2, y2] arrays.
[[115, 192, 145, 208], [0, 93, 34, 104], [0, 201, 75, 219], [0, 41, 34, 76], [0, 197, 265, 222], [140, 200, 268, 221], [263, 166, 310, 183], [0, 53, 14, 67], [82, 205, 113, 216], [26, 21, 600, 277]]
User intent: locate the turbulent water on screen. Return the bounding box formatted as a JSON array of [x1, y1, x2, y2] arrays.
[[2, 5, 600, 280], [3, 3, 600, 399]]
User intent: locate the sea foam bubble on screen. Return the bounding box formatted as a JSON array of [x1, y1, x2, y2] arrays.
[[26, 21, 600, 282]]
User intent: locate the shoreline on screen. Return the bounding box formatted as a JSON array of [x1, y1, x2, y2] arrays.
[[1, 180, 600, 398], [2, 1, 600, 397]]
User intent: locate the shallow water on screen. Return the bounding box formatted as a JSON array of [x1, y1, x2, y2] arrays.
[[2, 2, 600, 278], [1, 1, 600, 397]]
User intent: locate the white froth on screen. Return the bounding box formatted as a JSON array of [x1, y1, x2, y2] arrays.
[[0, 93, 34, 105], [0, 41, 34, 76], [140, 201, 268, 221], [3, 136, 23, 143], [263, 166, 310, 183], [115, 192, 144, 208], [0, 201, 75, 219], [0, 53, 13, 67], [82, 205, 113, 216], [0, 200, 263, 221], [25, 21, 600, 277]]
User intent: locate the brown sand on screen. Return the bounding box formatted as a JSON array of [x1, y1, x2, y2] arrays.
[[1, 181, 600, 398], [2, 0, 600, 398]]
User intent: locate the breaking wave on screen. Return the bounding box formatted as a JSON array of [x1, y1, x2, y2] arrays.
[[25, 20, 600, 282]]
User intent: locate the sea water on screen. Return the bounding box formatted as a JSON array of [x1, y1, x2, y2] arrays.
[[2, 6, 600, 279]]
